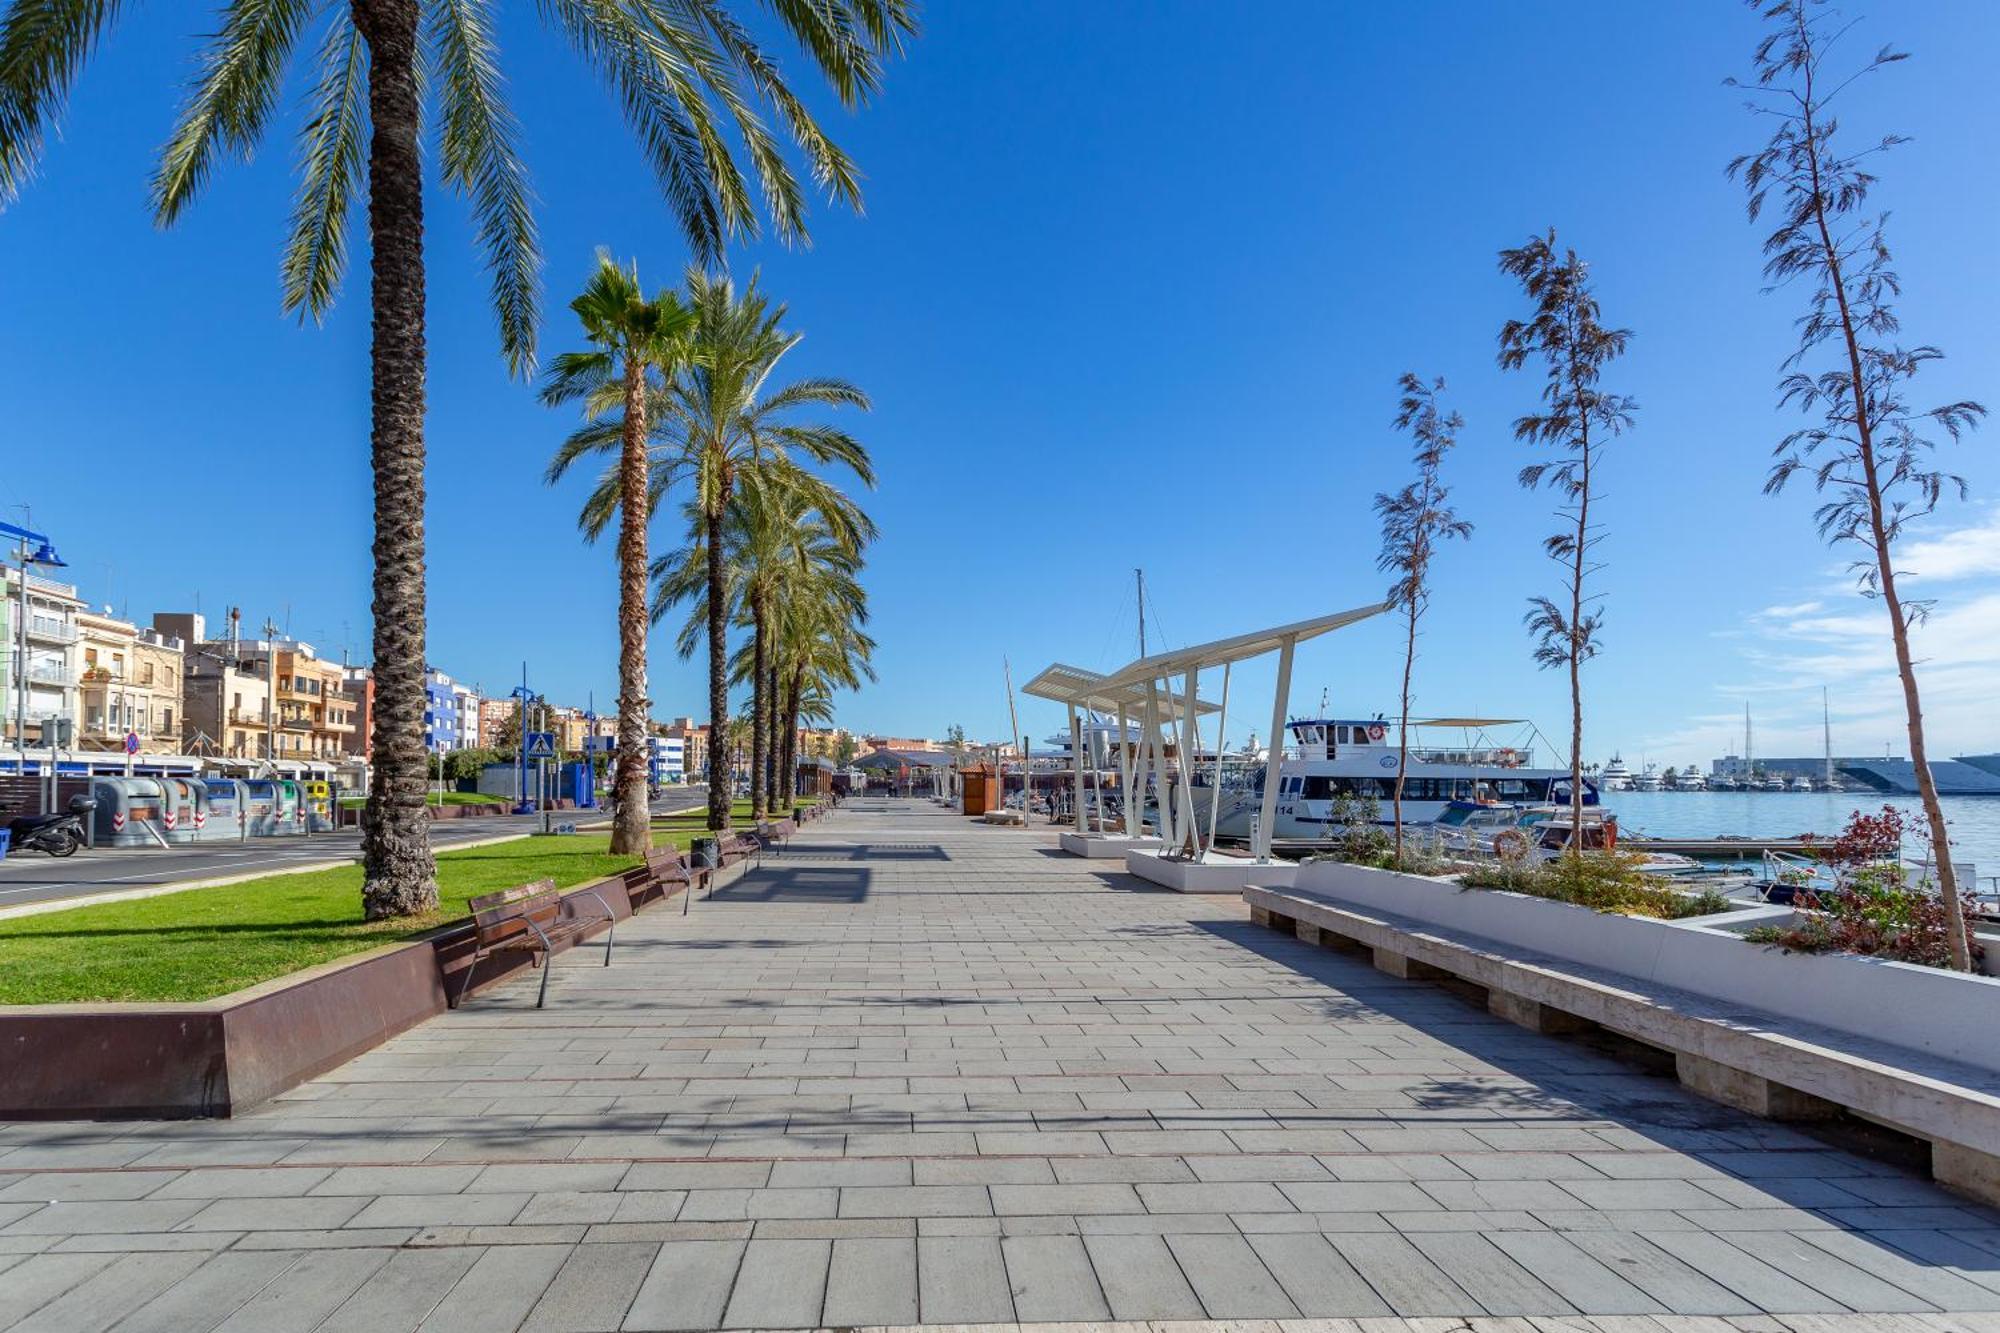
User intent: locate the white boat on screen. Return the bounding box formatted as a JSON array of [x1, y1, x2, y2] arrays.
[[1709, 772, 1738, 792], [1523, 809, 1704, 876], [1674, 768, 1707, 792], [1206, 717, 1598, 843], [1599, 755, 1633, 791], [1761, 774, 1788, 792], [1788, 775, 1816, 793], [1633, 765, 1664, 792]]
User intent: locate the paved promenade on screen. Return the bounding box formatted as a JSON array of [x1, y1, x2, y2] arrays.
[[5, 799, 2000, 1331]]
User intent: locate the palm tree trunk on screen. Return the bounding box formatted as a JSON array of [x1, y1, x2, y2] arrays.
[[782, 668, 804, 808], [354, 0, 437, 920], [705, 498, 731, 833], [611, 350, 652, 855], [748, 596, 769, 820], [764, 651, 781, 804]]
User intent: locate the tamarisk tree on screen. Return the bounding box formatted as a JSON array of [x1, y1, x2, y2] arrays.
[[1373, 374, 1471, 864], [1729, 0, 1985, 970], [1497, 231, 1636, 850]]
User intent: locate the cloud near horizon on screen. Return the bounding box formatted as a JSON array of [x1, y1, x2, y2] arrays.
[[1636, 510, 2000, 766]]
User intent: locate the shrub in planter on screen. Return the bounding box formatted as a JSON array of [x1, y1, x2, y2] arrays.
[[1745, 807, 1985, 968], [1459, 851, 1732, 920]]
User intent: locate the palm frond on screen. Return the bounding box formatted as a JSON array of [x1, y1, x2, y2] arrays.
[[432, 0, 542, 375], [280, 8, 367, 322], [153, 0, 315, 225], [0, 0, 133, 206]]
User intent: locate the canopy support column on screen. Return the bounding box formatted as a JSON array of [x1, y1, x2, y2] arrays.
[[1117, 703, 1134, 834], [1205, 662, 1232, 857], [1177, 667, 1202, 856], [1068, 702, 1085, 833], [1254, 634, 1297, 863]]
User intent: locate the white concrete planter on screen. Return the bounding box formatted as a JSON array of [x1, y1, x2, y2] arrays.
[[1126, 848, 1299, 894], [1058, 831, 1162, 859], [1290, 859, 2000, 1076]]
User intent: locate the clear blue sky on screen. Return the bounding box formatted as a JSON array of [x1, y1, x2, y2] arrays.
[[5, 2, 1998, 769]]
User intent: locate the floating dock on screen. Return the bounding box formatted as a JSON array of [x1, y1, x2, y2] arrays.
[[1624, 835, 1820, 858]]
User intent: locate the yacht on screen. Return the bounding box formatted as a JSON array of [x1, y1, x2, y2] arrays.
[[1205, 717, 1598, 842], [1788, 774, 1816, 793], [1599, 755, 1633, 791], [1633, 765, 1664, 792], [1674, 768, 1707, 792], [1761, 774, 1789, 792]]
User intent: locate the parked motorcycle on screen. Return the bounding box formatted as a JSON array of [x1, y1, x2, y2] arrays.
[[6, 812, 84, 857]]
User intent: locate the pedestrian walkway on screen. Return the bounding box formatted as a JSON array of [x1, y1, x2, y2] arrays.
[[5, 799, 2000, 1331]]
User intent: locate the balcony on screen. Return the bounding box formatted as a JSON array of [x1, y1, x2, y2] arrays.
[[23, 620, 77, 645], [25, 666, 75, 687], [227, 708, 269, 726]]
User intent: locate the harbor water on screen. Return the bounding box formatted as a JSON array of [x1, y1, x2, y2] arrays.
[[1603, 791, 2000, 876]]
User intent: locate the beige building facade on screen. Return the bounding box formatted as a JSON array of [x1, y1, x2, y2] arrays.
[[76, 610, 185, 753]]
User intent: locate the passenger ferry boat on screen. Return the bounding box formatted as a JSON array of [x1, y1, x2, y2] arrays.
[[1205, 717, 1597, 842]]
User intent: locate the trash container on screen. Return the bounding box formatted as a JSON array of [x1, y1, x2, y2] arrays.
[[792, 804, 807, 823], [691, 836, 720, 869], [0, 828, 11, 858]]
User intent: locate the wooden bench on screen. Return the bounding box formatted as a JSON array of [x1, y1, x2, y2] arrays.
[[456, 878, 615, 1009], [717, 831, 763, 869]]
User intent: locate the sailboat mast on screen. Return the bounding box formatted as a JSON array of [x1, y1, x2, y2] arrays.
[[1135, 568, 1146, 657], [1823, 686, 1833, 786], [1745, 701, 1753, 780]]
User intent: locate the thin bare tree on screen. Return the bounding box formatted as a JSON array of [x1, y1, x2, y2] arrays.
[[1728, 0, 1985, 969], [1373, 374, 1472, 864], [1498, 231, 1636, 851]]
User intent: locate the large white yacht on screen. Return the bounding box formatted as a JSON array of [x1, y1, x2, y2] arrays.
[[1674, 768, 1708, 792], [1633, 765, 1664, 792], [1205, 717, 1598, 842], [1599, 755, 1633, 791]]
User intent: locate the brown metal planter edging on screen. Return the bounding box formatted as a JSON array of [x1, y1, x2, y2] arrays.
[[0, 854, 740, 1121]]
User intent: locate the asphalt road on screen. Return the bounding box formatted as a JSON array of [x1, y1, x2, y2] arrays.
[[0, 786, 709, 912]]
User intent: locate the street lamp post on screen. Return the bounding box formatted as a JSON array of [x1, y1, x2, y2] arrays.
[[511, 667, 534, 815], [3, 520, 67, 770]]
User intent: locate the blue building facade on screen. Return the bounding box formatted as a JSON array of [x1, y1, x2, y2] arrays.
[[423, 668, 464, 752]]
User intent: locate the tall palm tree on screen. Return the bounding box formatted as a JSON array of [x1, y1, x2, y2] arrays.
[[651, 468, 872, 822], [0, 0, 913, 918], [541, 252, 692, 854], [658, 269, 875, 832]]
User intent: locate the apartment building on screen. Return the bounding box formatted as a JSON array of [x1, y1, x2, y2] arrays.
[[478, 696, 518, 749], [341, 666, 374, 759], [76, 609, 184, 753], [157, 615, 351, 761], [662, 717, 708, 780], [424, 668, 468, 752], [0, 566, 82, 746], [163, 612, 273, 760]]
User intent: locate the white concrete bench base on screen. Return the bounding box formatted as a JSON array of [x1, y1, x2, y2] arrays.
[[1247, 886, 2000, 1208], [1126, 848, 1299, 893], [1057, 831, 1163, 858], [981, 809, 1026, 826]]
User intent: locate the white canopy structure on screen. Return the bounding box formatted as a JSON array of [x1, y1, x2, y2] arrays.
[[1021, 663, 1218, 842], [1026, 601, 1390, 865]]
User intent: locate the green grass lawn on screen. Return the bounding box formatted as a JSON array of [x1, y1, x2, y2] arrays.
[[339, 791, 513, 810], [0, 834, 640, 1006]]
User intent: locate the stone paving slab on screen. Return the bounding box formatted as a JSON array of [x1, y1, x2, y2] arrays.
[[4, 799, 2000, 1330]]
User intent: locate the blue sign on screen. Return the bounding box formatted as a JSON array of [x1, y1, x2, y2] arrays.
[[124, 731, 140, 755], [524, 731, 557, 760]]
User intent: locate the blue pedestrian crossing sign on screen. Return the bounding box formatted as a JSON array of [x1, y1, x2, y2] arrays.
[[524, 731, 557, 759]]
